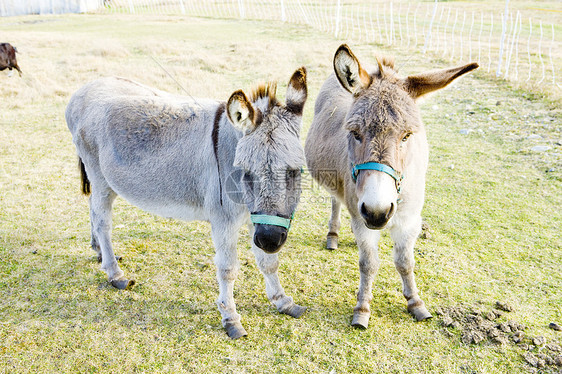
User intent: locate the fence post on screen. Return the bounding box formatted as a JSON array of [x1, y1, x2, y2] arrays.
[[238, 0, 245, 18], [496, 0, 510, 77], [549, 24, 556, 86], [127, 0, 135, 13], [505, 11, 519, 79], [515, 12, 522, 80], [488, 13, 493, 72], [335, 0, 341, 38], [423, 0, 438, 54], [296, 0, 310, 25]]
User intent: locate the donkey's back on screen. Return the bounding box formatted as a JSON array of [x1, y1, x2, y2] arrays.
[[66, 77, 222, 221]]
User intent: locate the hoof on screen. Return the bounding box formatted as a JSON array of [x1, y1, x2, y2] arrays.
[[351, 312, 370, 329], [281, 303, 307, 318], [97, 254, 122, 263], [225, 322, 248, 339], [110, 277, 135, 290], [326, 236, 338, 250], [408, 300, 433, 321], [411, 307, 433, 321]]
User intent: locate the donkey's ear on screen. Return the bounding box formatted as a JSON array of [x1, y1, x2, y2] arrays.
[[333, 44, 372, 95], [404, 62, 479, 99], [286, 66, 307, 115], [227, 90, 257, 134]]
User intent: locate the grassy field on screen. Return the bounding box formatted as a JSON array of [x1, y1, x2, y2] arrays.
[[1, 12, 561, 373]]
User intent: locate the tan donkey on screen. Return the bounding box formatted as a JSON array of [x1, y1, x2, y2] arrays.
[[305, 45, 478, 328]]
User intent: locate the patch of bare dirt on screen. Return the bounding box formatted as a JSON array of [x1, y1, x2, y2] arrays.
[[436, 302, 562, 371]]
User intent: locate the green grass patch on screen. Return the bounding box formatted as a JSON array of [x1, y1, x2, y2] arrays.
[[1, 13, 561, 373]]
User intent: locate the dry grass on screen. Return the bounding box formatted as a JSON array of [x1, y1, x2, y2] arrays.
[[0, 12, 561, 374]]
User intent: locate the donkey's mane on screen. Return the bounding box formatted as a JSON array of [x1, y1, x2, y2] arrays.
[[376, 55, 396, 72], [249, 82, 278, 107]]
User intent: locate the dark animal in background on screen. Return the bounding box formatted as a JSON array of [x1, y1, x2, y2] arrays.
[[0, 43, 22, 76]]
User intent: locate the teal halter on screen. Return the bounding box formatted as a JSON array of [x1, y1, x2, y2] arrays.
[[248, 168, 304, 230], [351, 162, 403, 193], [250, 212, 294, 230], [249, 168, 304, 230]]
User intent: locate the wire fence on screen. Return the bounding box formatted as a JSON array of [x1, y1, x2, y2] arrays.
[[99, 0, 561, 93], [5, 0, 560, 93]]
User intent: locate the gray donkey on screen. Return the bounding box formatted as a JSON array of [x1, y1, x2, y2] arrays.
[[305, 45, 478, 328], [66, 67, 308, 339]]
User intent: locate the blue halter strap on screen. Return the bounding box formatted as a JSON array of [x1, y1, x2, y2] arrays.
[[351, 162, 403, 193], [249, 168, 304, 230], [250, 212, 294, 230]]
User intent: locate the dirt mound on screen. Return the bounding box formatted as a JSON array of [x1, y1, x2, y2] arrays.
[[436, 302, 562, 370]]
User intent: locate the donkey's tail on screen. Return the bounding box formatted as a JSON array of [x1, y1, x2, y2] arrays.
[[79, 158, 91, 196]]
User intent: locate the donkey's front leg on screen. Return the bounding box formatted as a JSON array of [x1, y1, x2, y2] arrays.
[[252, 246, 306, 318], [390, 216, 432, 321], [326, 197, 341, 250], [211, 223, 247, 339], [249, 226, 306, 318], [350, 216, 381, 329]]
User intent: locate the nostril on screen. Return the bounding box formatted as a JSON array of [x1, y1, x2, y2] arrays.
[[360, 202, 368, 217], [253, 234, 263, 249], [386, 202, 395, 219], [279, 231, 287, 244]]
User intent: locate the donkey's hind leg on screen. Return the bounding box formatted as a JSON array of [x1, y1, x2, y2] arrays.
[[326, 197, 341, 250], [89, 187, 133, 290], [211, 221, 247, 339], [249, 224, 306, 319], [390, 216, 432, 321], [91, 221, 120, 264]]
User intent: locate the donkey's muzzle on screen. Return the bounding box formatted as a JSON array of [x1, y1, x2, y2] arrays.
[[360, 202, 395, 230], [253, 224, 288, 253]]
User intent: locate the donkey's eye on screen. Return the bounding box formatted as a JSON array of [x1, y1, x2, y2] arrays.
[[402, 132, 412, 142], [243, 171, 253, 182], [350, 131, 362, 142], [286, 169, 300, 179]]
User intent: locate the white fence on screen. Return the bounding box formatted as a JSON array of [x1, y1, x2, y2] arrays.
[[99, 0, 561, 92], [3, 0, 560, 92]]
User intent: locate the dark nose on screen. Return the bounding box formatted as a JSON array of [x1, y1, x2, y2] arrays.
[[360, 202, 395, 229], [253, 224, 288, 253]]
